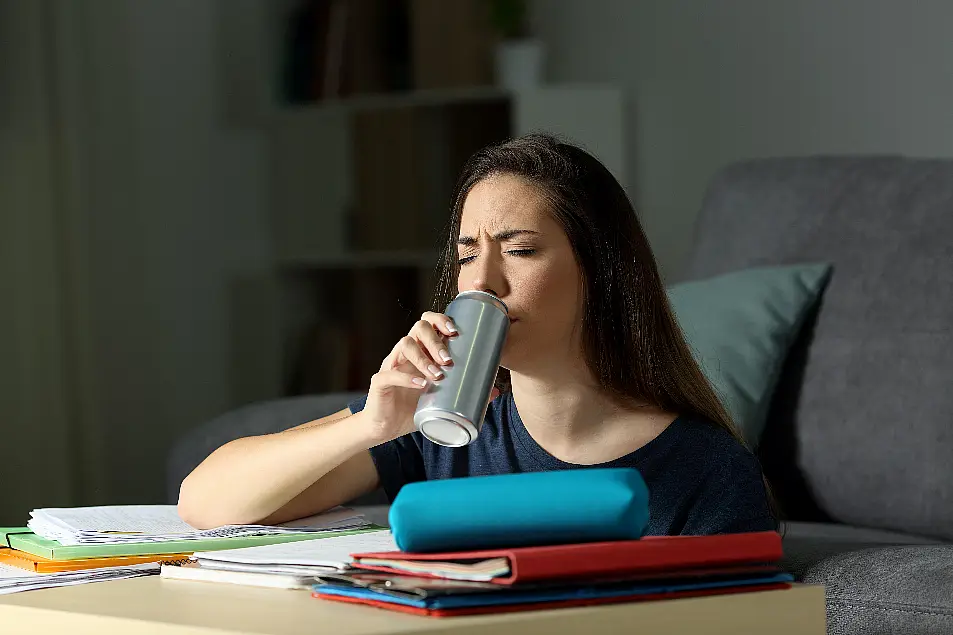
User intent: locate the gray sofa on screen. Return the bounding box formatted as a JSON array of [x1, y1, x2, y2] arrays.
[[168, 156, 953, 634], [684, 156, 953, 634]]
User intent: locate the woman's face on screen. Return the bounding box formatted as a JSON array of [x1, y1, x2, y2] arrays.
[[456, 173, 584, 371]]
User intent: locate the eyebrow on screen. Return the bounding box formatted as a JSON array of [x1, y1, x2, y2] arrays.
[[457, 229, 540, 246]]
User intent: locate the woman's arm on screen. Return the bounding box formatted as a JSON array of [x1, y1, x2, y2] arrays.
[[176, 408, 382, 529], [178, 311, 460, 530]]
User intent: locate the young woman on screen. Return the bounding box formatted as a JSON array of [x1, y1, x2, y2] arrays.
[[178, 134, 777, 535]]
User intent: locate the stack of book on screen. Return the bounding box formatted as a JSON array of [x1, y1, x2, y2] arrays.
[[153, 527, 794, 618], [160, 530, 399, 590], [311, 531, 794, 617], [0, 505, 375, 595], [151, 469, 796, 618]]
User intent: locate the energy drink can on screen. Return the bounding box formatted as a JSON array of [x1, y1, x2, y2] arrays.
[[413, 290, 509, 447]]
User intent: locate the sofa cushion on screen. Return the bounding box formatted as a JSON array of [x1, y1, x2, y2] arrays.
[[781, 521, 944, 579], [667, 263, 832, 449], [684, 157, 953, 539], [165, 393, 364, 504], [802, 545, 953, 635]]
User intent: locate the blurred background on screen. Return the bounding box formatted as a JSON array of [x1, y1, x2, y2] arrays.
[[2, 0, 951, 524]]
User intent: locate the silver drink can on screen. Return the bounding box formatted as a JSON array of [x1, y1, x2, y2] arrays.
[[413, 290, 509, 447]]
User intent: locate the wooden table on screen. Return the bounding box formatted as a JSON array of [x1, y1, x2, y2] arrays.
[[0, 576, 824, 634]]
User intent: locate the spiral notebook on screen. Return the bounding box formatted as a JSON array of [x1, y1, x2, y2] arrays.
[[0, 547, 192, 574]]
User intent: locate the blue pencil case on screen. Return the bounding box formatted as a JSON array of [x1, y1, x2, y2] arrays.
[[387, 468, 649, 553]]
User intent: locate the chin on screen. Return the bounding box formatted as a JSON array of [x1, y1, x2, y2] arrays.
[[500, 322, 557, 372], [499, 342, 531, 374], [499, 344, 516, 370]]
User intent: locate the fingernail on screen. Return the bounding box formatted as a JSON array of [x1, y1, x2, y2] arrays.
[[439, 349, 452, 363], [428, 365, 443, 379], [412, 378, 428, 387], [446, 321, 457, 334]]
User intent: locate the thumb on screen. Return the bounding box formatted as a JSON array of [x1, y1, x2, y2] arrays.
[[488, 387, 501, 406]]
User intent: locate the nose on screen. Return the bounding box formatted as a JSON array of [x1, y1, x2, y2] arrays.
[[465, 251, 508, 298]]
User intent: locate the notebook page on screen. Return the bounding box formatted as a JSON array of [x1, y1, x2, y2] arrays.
[[31, 506, 197, 535], [195, 530, 398, 568], [274, 507, 365, 529], [0, 563, 159, 594], [28, 505, 370, 544]]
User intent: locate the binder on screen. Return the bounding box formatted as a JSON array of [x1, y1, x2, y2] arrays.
[[314, 564, 783, 597], [351, 531, 783, 584], [313, 574, 794, 617]]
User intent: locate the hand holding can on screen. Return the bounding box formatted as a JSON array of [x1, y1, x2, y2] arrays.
[[360, 309, 459, 443], [414, 291, 510, 447]]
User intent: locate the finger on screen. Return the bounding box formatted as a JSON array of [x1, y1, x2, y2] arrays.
[[370, 369, 429, 392], [396, 335, 447, 381], [381, 337, 438, 378], [420, 311, 458, 337], [487, 387, 501, 407], [381, 333, 429, 372], [410, 319, 453, 366]]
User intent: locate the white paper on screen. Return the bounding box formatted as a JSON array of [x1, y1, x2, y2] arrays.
[[31, 505, 197, 536], [194, 560, 339, 576], [0, 562, 159, 595], [194, 530, 398, 570], [160, 563, 314, 590], [27, 505, 370, 546]]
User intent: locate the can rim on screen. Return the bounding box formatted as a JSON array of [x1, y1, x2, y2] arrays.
[[418, 417, 473, 447], [454, 290, 508, 314]]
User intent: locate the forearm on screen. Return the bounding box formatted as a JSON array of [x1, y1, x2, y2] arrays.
[[177, 411, 379, 529]]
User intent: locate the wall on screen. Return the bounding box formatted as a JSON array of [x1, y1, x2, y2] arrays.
[[2, 0, 276, 512], [533, 0, 953, 280], [88, 0, 273, 504], [0, 0, 75, 523]]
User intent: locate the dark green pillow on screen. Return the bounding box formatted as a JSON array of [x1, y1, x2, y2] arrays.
[[667, 263, 832, 448]]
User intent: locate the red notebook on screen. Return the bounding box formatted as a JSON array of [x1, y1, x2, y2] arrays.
[[351, 531, 782, 585]]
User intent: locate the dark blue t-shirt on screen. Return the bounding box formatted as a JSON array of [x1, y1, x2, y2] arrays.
[[349, 392, 776, 536]]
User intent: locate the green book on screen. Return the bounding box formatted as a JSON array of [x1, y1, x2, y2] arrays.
[[0, 526, 384, 561]]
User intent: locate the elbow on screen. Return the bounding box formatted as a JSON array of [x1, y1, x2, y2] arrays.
[[176, 476, 203, 529], [176, 470, 266, 530], [176, 473, 220, 530]]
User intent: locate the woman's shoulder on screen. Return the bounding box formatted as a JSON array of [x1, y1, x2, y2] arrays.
[[667, 414, 761, 472]]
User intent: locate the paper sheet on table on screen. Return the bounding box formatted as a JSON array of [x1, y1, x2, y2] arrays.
[[0, 562, 159, 594], [194, 530, 399, 572], [28, 505, 370, 545]]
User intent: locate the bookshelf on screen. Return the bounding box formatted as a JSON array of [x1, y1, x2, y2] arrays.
[[230, 85, 626, 403], [221, 4, 626, 402]]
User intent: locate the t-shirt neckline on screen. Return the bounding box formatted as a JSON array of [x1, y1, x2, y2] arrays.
[[504, 390, 683, 470]]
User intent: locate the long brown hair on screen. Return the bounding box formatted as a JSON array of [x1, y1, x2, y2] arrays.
[[432, 133, 747, 448]]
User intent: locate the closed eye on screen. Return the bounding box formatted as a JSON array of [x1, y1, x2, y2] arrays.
[[457, 249, 536, 266]]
